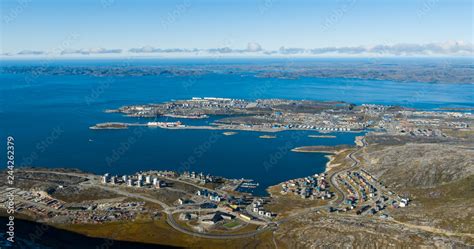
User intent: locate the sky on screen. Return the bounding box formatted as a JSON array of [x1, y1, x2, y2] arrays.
[[1, 0, 473, 58]]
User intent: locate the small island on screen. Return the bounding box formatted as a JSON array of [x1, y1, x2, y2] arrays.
[[308, 135, 336, 138], [291, 145, 350, 153], [89, 122, 129, 129], [259, 135, 277, 139], [223, 131, 238, 136]]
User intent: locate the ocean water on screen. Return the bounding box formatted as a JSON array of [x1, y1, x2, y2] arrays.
[[1, 59, 473, 195]]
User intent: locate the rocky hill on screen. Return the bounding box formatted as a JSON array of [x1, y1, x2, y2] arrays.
[[361, 143, 474, 188]]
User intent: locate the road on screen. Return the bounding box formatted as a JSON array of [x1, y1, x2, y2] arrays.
[[20, 138, 366, 240], [276, 137, 366, 225], [23, 170, 271, 239], [332, 137, 364, 205], [96, 185, 170, 209], [165, 208, 274, 239], [164, 176, 229, 196]]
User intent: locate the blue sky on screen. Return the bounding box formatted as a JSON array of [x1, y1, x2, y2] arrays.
[[1, 0, 473, 57]]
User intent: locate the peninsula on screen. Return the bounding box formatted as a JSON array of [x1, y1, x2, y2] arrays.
[[3, 98, 473, 248]]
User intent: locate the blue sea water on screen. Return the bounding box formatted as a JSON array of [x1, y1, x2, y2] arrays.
[[1, 59, 473, 195]]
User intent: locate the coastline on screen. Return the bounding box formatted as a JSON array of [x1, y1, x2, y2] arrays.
[[324, 150, 345, 173], [91, 124, 363, 134], [266, 146, 344, 195], [290, 145, 349, 153], [324, 154, 335, 172], [0, 216, 177, 249]]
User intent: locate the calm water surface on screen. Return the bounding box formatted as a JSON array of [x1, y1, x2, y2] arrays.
[[1, 60, 473, 195]]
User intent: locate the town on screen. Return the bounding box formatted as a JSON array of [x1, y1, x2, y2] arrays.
[[0, 158, 413, 239], [1, 98, 472, 247], [92, 98, 472, 137]]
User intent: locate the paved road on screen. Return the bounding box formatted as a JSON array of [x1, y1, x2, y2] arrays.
[[329, 137, 367, 205], [96, 185, 171, 209], [23, 170, 93, 179], [165, 209, 274, 239], [24, 170, 271, 239], [170, 207, 268, 226], [166, 176, 230, 197], [276, 138, 366, 225], [21, 140, 367, 240], [99, 181, 272, 238]]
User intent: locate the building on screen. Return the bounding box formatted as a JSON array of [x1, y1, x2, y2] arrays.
[[179, 213, 192, 221], [239, 214, 252, 221], [127, 179, 133, 187], [220, 212, 235, 220], [102, 173, 109, 184], [145, 175, 151, 184], [209, 195, 221, 202], [197, 189, 209, 196], [201, 212, 224, 225], [145, 176, 151, 184], [229, 204, 239, 211]]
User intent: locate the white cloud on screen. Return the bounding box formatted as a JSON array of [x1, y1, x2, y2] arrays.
[[280, 42, 473, 56], [129, 47, 199, 53], [129, 46, 160, 53], [3, 41, 472, 57], [246, 42, 262, 52], [61, 48, 122, 55], [17, 50, 45, 55], [367, 41, 473, 55]]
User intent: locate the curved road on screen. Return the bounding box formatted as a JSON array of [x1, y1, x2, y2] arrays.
[[277, 138, 366, 225], [25, 170, 271, 239], [331, 137, 364, 206], [165, 210, 275, 239], [22, 138, 366, 240]]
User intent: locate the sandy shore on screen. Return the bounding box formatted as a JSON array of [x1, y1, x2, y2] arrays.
[[324, 153, 342, 172]]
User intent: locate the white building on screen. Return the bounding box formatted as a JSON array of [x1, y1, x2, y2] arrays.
[[154, 179, 161, 188], [399, 198, 409, 207], [102, 174, 109, 184]]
